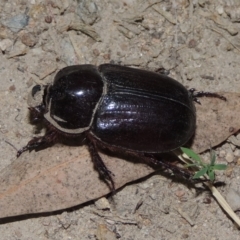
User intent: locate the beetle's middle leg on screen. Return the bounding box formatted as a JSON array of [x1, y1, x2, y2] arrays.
[[87, 138, 115, 192]]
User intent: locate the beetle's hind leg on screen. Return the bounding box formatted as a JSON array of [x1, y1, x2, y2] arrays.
[[87, 138, 115, 192], [189, 88, 227, 103], [17, 130, 58, 157], [139, 153, 203, 183]]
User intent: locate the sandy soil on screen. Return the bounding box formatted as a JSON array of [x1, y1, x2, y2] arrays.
[[1, 0, 240, 239]]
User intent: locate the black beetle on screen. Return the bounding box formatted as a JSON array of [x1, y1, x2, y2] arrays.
[[17, 64, 226, 190]]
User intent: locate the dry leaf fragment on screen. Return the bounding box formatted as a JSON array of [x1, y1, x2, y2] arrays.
[[193, 92, 240, 153], [0, 92, 239, 218]]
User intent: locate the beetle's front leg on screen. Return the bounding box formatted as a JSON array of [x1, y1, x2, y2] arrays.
[[17, 130, 58, 157], [87, 138, 115, 192]]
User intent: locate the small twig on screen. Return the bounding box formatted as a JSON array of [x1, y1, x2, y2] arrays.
[[5, 140, 18, 152], [152, 6, 177, 25], [176, 150, 240, 227], [205, 182, 240, 227], [208, 26, 240, 53], [176, 207, 195, 226]]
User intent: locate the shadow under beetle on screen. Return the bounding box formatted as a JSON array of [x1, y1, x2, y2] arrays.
[[17, 64, 226, 190]]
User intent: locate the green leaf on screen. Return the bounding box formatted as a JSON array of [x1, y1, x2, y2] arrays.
[[212, 164, 227, 170], [193, 167, 208, 179], [180, 147, 227, 182], [208, 170, 215, 181], [210, 150, 216, 165], [181, 147, 201, 162]]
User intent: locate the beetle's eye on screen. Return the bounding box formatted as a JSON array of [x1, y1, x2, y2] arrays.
[[31, 85, 41, 98], [27, 85, 44, 108]]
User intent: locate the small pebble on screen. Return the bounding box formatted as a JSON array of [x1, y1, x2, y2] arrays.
[[45, 16, 52, 23], [226, 189, 240, 211], [225, 152, 234, 163], [236, 158, 240, 166], [175, 190, 185, 198], [2, 14, 29, 32], [94, 197, 111, 210], [0, 39, 13, 51], [21, 33, 37, 47], [216, 5, 224, 15], [219, 150, 226, 158], [234, 149, 240, 157]]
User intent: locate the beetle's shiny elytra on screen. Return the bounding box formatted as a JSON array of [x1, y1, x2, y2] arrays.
[[17, 64, 226, 190], [45, 64, 195, 152]]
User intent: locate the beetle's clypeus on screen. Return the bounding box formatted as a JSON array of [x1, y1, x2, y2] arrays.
[[17, 64, 226, 190]]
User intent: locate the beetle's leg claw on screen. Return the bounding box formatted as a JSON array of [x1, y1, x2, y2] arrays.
[[17, 137, 42, 157]]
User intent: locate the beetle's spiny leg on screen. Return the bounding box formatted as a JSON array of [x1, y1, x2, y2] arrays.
[[193, 91, 226, 101], [140, 154, 205, 183], [17, 130, 58, 157], [87, 139, 115, 192], [189, 88, 227, 103]]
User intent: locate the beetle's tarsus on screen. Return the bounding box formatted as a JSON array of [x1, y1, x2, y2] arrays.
[[87, 139, 115, 192], [17, 130, 58, 158], [189, 88, 227, 103]]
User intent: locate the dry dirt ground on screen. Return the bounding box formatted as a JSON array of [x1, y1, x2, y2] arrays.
[[1, 0, 240, 239]]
